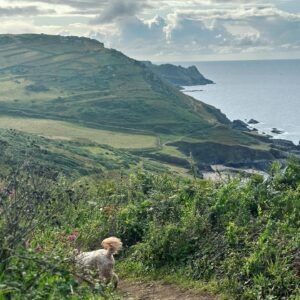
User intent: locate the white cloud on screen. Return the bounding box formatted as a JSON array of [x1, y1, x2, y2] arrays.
[[90, 0, 151, 24], [0, 0, 299, 60], [0, 6, 55, 16], [0, 19, 37, 34]]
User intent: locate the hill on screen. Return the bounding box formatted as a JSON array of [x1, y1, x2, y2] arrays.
[[143, 61, 214, 88], [0, 34, 298, 172], [0, 34, 226, 135]]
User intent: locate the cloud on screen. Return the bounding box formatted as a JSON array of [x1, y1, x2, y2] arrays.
[[104, 4, 300, 59], [90, 0, 150, 24], [7, 0, 107, 9], [0, 6, 55, 16], [0, 0, 299, 60], [164, 12, 230, 44]]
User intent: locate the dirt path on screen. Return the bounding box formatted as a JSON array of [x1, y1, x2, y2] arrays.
[[118, 280, 218, 300]]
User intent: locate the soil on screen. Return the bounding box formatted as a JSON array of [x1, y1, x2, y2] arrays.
[[118, 280, 218, 300]]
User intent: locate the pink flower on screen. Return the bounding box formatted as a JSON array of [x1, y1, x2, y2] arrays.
[[72, 231, 80, 238], [25, 241, 31, 248], [66, 231, 79, 242], [64, 230, 80, 242], [67, 235, 76, 241], [35, 245, 42, 251]]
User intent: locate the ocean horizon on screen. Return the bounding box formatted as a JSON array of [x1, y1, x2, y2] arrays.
[[178, 59, 300, 145]]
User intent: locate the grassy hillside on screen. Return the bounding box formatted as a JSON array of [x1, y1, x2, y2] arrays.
[[1, 160, 299, 299], [0, 128, 165, 178], [0, 116, 157, 149], [0, 34, 298, 172], [0, 34, 228, 135]]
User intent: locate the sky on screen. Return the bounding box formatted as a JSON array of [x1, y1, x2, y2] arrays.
[[0, 0, 299, 61]]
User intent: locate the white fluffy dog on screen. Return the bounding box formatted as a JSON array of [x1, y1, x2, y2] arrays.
[[76, 237, 122, 288]]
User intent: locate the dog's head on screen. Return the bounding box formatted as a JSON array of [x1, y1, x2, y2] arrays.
[[101, 237, 122, 254]]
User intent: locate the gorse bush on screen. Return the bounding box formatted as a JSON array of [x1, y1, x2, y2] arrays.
[[0, 160, 299, 299]]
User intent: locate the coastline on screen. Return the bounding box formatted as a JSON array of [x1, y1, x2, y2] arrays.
[[180, 59, 300, 145], [182, 87, 299, 146]]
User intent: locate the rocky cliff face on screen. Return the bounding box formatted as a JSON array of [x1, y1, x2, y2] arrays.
[[143, 61, 214, 88]]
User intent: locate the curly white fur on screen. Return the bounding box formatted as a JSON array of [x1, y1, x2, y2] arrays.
[[76, 237, 122, 288]]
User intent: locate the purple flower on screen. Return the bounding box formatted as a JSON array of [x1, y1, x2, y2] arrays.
[[35, 245, 42, 251], [66, 231, 79, 241]]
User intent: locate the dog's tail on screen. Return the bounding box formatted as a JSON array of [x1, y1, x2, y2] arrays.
[[101, 237, 122, 256]]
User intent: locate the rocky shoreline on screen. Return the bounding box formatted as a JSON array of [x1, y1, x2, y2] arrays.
[[234, 118, 299, 146]]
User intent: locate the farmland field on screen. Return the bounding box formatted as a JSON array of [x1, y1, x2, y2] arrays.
[[0, 116, 157, 149]]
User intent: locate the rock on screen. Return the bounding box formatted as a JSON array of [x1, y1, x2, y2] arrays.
[[232, 120, 250, 131], [183, 89, 204, 92], [272, 139, 296, 150], [271, 128, 284, 134], [142, 61, 214, 88], [248, 119, 259, 124]]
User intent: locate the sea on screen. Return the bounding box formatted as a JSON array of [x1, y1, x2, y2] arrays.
[[179, 59, 300, 145]]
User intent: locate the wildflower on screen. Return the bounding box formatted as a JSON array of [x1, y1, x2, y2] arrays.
[[66, 231, 80, 241], [72, 231, 79, 237], [35, 245, 42, 251], [67, 235, 76, 241]]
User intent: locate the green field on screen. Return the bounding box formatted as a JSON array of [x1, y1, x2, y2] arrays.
[[0, 77, 68, 102], [0, 117, 157, 149]]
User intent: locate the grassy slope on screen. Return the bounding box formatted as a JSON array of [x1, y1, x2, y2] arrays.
[[0, 34, 285, 171], [0, 34, 228, 135], [0, 116, 157, 149], [0, 129, 165, 178]]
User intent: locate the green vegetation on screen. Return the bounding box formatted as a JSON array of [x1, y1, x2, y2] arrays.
[[0, 169, 116, 299], [0, 128, 165, 178], [0, 34, 227, 136], [0, 116, 157, 149], [0, 34, 299, 299], [1, 160, 299, 299], [0, 34, 298, 171]]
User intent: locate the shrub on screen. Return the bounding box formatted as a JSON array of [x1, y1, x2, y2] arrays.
[[1, 161, 299, 299]]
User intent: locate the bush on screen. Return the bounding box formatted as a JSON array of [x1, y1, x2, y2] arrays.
[[1, 161, 299, 299], [93, 163, 299, 299], [0, 169, 112, 299]]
